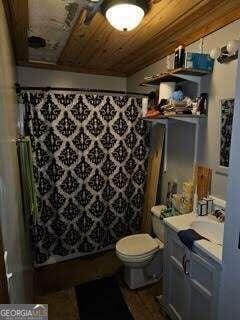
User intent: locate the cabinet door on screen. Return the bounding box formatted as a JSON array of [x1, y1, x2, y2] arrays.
[[187, 252, 218, 320], [164, 229, 188, 320]]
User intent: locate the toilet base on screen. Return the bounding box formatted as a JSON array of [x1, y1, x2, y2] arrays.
[[123, 249, 163, 289]]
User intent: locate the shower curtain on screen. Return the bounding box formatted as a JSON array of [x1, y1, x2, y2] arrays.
[[23, 90, 148, 264]]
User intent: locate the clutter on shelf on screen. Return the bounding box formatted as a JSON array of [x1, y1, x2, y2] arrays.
[[163, 180, 194, 217], [174, 45, 185, 69], [185, 52, 214, 71], [197, 197, 214, 216], [142, 51, 213, 87], [212, 209, 225, 223], [172, 45, 214, 71], [144, 87, 208, 119]]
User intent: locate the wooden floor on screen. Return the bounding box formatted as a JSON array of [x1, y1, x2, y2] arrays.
[[36, 279, 167, 320], [34, 250, 167, 319], [119, 279, 167, 320], [35, 250, 122, 295]]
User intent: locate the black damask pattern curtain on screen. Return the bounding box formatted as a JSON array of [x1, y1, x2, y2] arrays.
[[23, 91, 148, 264]]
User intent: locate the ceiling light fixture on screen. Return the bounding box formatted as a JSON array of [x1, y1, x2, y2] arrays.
[[102, 0, 148, 32]]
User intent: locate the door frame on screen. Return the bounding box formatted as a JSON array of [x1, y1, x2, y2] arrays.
[[219, 53, 240, 318]]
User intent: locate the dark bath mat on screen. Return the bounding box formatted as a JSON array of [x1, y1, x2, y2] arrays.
[[75, 276, 134, 320]]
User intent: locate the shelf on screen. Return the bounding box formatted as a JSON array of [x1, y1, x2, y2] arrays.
[[141, 68, 210, 174], [143, 114, 207, 125], [143, 114, 206, 172], [140, 68, 211, 86]]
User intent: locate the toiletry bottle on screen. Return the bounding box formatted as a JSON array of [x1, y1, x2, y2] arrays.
[[178, 45, 185, 68], [174, 48, 179, 69]]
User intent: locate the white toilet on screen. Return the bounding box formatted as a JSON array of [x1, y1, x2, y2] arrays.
[[116, 205, 165, 289]]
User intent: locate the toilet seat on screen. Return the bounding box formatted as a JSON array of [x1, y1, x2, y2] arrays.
[[116, 234, 160, 258], [116, 250, 156, 263]]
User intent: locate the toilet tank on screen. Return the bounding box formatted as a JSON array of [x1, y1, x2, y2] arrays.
[[151, 205, 166, 243]]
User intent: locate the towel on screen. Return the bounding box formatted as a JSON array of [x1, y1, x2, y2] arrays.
[[177, 229, 207, 250], [17, 136, 38, 223]]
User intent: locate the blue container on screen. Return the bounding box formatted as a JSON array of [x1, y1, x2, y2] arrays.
[[185, 53, 214, 71]]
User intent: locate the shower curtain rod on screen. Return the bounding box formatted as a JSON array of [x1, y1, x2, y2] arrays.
[[17, 84, 148, 97]]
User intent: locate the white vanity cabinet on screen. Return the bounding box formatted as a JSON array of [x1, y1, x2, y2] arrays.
[[163, 225, 222, 320]]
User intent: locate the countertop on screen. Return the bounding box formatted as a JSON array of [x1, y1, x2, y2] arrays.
[[164, 213, 223, 264]]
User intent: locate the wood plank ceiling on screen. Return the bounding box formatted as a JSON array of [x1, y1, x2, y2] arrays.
[[4, 0, 240, 77]]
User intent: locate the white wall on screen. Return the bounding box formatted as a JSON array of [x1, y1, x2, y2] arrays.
[[0, 1, 34, 303], [17, 66, 127, 91], [219, 53, 240, 319], [128, 20, 240, 201]]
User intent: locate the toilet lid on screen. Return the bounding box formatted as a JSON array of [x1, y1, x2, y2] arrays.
[[116, 234, 159, 256]]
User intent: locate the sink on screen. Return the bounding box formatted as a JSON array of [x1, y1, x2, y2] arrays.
[[190, 216, 224, 245]]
